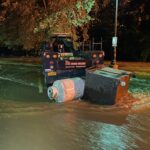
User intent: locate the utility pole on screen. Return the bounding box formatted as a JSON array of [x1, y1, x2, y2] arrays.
[[111, 0, 119, 69], [42, 0, 47, 13]]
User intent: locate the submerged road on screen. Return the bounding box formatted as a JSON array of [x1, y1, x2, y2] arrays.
[[0, 60, 150, 150]]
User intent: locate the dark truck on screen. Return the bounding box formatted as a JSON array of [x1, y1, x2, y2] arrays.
[[41, 33, 105, 86]]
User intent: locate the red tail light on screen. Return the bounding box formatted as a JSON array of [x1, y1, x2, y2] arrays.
[[46, 54, 50, 58], [99, 54, 103, 58], [92, 54, 97, 58], [53, 54, 58, 59]]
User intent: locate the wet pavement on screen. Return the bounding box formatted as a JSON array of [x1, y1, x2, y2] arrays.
[[0, 60, 150, 150]]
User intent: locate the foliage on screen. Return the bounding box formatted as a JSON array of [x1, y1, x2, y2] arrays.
[[35, 0, 96, 48], [118, 0, 150, 61], [90, 0, 150, 61], [0, 0, 44, 49], [1, 0, 148, 62], [0, 0, 97, 49]]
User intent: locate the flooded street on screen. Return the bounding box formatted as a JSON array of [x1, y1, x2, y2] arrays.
[[0, 60, 150, 150]]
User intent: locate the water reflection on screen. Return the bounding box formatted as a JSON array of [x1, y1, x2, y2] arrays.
[[99, 123, 137, 150], [129, 77, 150, 111], [0, 63, 150, 150]]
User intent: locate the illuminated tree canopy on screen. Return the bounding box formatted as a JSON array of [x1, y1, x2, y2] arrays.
[[0, 0, 99, 49], [0, 0, 149, 62]]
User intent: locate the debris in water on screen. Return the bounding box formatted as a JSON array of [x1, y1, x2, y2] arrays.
[[84, 67, 133, 105], [47, 77, 85, 103]]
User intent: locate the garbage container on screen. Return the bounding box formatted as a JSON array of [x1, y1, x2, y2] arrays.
[[84, 67, 132, 105]]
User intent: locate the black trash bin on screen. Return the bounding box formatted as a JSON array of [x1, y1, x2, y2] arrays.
[[84, 67, 132, 105]]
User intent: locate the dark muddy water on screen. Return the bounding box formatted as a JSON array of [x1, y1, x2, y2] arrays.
[[0, 63, 150, 150]]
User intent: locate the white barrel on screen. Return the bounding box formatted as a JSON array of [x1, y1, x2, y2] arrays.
[[47, 77, 85, 102]]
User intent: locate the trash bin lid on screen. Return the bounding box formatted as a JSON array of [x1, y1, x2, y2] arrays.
[[94, 67, 131, 79]]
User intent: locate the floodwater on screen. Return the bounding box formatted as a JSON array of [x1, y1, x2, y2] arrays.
[[0, 62, 150, 150]]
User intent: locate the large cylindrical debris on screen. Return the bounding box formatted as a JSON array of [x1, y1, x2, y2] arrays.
[[47, 77, 85, 102]]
